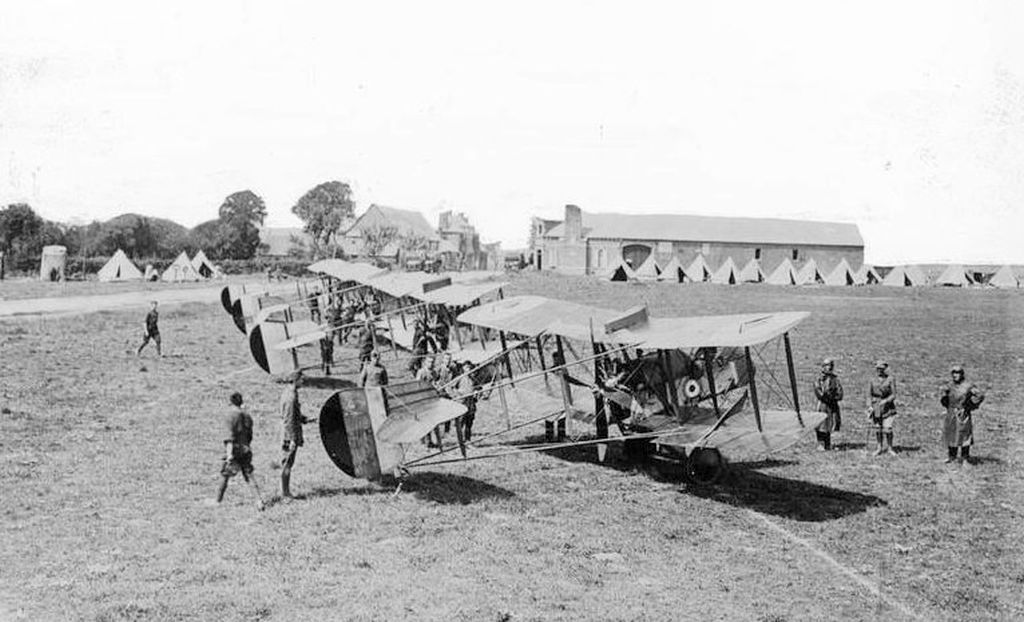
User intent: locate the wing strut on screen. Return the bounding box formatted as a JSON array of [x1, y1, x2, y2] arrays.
[[498, 330, 515, 388], [555, 335, 573, 440], [703, 347, 720, 416], [744, 346, 762, 432], [783, 332, 803, 426]]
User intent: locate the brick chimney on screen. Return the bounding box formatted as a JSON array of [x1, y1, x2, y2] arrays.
[[563, 204, 582, 242]]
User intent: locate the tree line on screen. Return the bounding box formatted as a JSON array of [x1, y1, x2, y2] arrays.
[[0, 180, 359, 273]]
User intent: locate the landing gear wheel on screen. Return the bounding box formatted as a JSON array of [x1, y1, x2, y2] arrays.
[[685, 448, 726, 486]]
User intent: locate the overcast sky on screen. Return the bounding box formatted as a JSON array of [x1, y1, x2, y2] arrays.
[[2, 1, 1022, 263]]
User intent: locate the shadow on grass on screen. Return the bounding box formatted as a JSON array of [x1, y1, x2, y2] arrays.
[[298, 375, 358, 390], [684, 467, 887, 522], [895, 445, 923, 453], [832, 441, 866, 451], [967, 455, 1003, 465], [284, 472, 515, 506], [522, 440, 885, 522]]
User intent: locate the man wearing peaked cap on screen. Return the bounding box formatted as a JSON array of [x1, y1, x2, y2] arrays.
[[867, 360, 897, 456], [813, 358, 843, 451], [940, 364, 985, 465]]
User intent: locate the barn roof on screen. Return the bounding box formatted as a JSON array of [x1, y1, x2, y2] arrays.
[[544, 212, 863, 247], [347, 204, 438, 240]]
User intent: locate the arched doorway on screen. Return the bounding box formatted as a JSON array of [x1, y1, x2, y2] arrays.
[[621, 244, 652, 269]]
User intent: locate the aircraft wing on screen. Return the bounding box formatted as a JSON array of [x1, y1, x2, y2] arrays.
[[549, 311, 810, 349], [366, 272, 449, 298], [308, 259, 386, 283], [654, 409, 826, 462], [419, 281, 507, 307], [376, 396, 467, 445], [456, 295, 619, 338], [273, 327, 329, 351], [450, 270, 504, 284], [253, 303, 292, 325]]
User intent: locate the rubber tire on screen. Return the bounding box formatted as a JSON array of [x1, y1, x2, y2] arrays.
[[686, 447, 726, 486]]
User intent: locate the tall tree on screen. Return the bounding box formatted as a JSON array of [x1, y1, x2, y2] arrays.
[[0, 203, 43, 254], [190, 219, 226, 258], [217, 190, 267, 259], [291, 181, 355, 257]]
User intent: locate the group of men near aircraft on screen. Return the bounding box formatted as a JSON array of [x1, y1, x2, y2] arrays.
[[812, 358, 985, 464], [175, 293, 987, 510]]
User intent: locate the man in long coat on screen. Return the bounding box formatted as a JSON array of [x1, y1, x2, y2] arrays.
[[940, 364, 985, 464], [813, 358, 843, 450]]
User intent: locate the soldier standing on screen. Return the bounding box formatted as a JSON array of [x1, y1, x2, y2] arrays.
[[279, 374, 312, 498], [940, 364, 985, 465], [215, 392, 265, 510], [359, 350, 389, 387], [358, 322, 376, 363], [813, 358, 843, 450], [456, 361, 478, 441], [867, 360, 897, 456], [136, 300, 162, 357]]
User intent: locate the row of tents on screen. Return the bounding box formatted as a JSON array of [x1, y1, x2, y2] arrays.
[[97, 249, 223, 283], [608, 255, 1021, 288]]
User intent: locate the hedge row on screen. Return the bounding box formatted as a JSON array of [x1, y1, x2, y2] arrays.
[[3, 255, 317, 279]]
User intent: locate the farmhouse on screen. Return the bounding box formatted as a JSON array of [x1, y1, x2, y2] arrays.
[[341, 204, 440, 260], [531, 205, 864, 276]]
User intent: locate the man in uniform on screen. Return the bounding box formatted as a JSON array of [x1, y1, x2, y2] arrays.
[[940, 364, 985, 465], [359, 350, 389, 387], [215, 392, 265, 510], [319, 333, 334, 375], [434, 353, 455, 395], [358, 322, 377, 363], [279, 373, 313, 498], [430, 315, 449, 352], [339, 300, 356, 345], [305, 285, 321, 323], [456, 361, 478, 441], [136, 300, 162, 357], [813, 358, 844, 450], [867, 360, 897, 456]]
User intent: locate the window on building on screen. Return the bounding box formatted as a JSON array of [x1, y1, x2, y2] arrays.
[[597, 249, 606, 268], [792, 249, 799, 261], [701, 243, 711, 255], [754, 248, 762, 260]]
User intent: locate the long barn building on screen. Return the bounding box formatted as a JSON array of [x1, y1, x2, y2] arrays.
[[532, 205, 864, 276]]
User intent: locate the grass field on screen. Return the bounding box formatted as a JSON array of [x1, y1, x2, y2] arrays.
[[1, 272, 1023, 621]]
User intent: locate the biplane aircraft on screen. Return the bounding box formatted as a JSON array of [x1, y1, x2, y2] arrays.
[[220, 263, 824, 486], [223, 260, 508, 378], [315, 296, 824, 486]]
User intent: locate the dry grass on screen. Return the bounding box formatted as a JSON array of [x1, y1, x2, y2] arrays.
[[1, 272, 1023, 621], [0, 275, 275, 302]]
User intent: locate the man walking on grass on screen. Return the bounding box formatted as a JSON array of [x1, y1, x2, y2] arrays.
[[136, 300, 162, 357], [215, 392, 266, 511]]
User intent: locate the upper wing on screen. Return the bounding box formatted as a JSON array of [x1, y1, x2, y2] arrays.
[[418, 281, 507, 307], [366, 272, 450, 298], [459, 296, 809, 349], [456, 295, 619, 338], [308, 259, 386, 283]]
